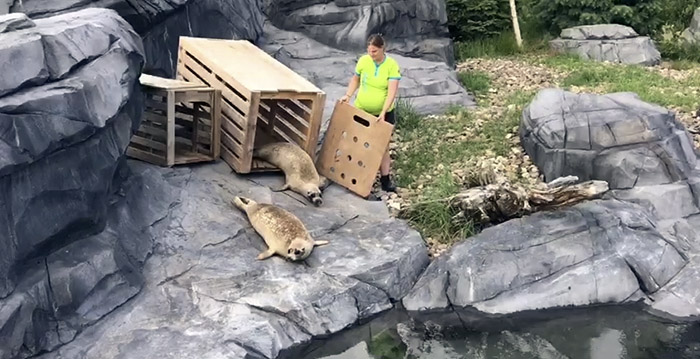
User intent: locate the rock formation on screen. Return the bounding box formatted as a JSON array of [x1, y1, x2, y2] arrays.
[[6, 0, 266, 78], [260, 0, 454, 65], [6, 0, 475, 121], [29, 161, 430, 359], [403, 88, 700, 329], [519, 88, 696, 188], [682, 7, 700, 46], [549, 24, 661, 66], [0, 8, 144, 298], [0, 8, 170, 358], [403, 198, 686, 322]]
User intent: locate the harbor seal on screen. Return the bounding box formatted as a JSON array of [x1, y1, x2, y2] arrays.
[[253, 142, 329, 207], [232, 195, 329, 261]]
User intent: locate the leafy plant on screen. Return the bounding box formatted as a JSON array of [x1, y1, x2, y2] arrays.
[[525, 0, 664, 36], [445, 0, 511, 42]]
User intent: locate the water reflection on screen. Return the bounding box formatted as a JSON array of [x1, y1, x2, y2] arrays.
[[280, 304, 700, 359]]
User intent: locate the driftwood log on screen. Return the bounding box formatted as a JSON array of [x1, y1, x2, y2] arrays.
[[448, 175, 609, 226]]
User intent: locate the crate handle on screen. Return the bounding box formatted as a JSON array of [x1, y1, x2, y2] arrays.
[[353, 115, 371, 127]]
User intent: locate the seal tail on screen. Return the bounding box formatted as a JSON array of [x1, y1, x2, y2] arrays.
[[232, 196, 254, 211]]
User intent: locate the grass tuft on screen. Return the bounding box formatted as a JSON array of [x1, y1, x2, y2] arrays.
[[458, 70, 492, 99], [539, 53, 700, 111]]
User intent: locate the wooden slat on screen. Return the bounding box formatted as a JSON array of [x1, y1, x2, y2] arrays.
[[238, 92, 261, 173], [260, 91, 319, 101], [130, 136, 167, 152], [305, 92, 325, 155], [166, 90, 176, 167], [140, 73, 211, 90], [258, 116, 296, 145], [178, 53, 250, 119], [174, 90, 214, 103], [261, 112, 306, 145], [177, 44, 253, 99], [137, 125, 167, 142], [221, 114, 245, 149], [173, 151, 214, 165], [178, 37, 322, 94], [279, 99, 312, 125], [220, 145, 242, 170], [127, 147, 166, 166], [273, 102, 309, 138], [210, 89, 222, 159]]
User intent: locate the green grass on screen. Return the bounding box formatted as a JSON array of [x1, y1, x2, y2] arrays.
[[392, 25, 700, 247], [539, 53, 700, 111], [455, 31, 524, 60], [457, 70, 492, 99], [454, 25, 554, 61], [393, 91, 535, 243]]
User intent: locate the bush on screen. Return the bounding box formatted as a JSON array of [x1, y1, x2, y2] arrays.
[[445, 0, 511, 42], [653, 2, 700, 61], [525, 0, 664, 36], [657, 0, 700, 32]]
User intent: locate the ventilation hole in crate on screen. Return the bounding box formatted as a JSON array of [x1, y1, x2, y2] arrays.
[[330, 167, 335, 173], [347, 155, 352, 161], [353, 115, 370, 127], [364, 142, 369, 148], [341, 173, 346, 179], [351, 178, 357, 185], [342, 131, 347, 139], [353, 136, 358, 143], [335, 149, 341, 157], [358, 160, 363, 167]]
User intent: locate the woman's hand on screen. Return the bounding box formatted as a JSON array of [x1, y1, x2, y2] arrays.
[[339, 95, 350, 103], [376, 112, 385, 122]]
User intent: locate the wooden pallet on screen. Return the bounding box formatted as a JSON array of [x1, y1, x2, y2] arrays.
[[175, 36, 326, 174], [127, 73, 222, 167], [316, 101, 394, 198]]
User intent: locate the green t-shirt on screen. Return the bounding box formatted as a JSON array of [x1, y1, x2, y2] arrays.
[[353, 54, 401, 115]]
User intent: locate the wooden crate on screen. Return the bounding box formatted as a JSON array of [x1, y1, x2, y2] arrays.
[[316, 101, 394, 198], [174, 36, 326, 174], [127, 74, 222, 167]]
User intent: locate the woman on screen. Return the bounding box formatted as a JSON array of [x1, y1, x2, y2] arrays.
[[339, 33, 401, 193]]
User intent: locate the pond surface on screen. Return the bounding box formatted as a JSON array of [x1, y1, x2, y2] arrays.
[[279, 304, 700, 359]]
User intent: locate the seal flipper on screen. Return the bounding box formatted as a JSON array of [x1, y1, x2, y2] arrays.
[[313, 240, 330, 246], [271, 182, 290, 192], [318, 175, 331, 191], [257, 248, 276, 260]]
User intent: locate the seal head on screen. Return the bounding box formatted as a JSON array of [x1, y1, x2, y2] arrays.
[[305, 186, 323, 207], [286, 237, 315, 261]]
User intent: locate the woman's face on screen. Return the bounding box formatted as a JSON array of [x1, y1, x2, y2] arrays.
[[367, 44, 384, 62]]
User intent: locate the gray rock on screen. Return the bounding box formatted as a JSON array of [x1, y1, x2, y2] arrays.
[[260, 21, 476, 129], [140, 0, 264, 77], [550, 24, 661, 66], [560, 24, 638, 40], [261, 0, 454, 65], [0, 163, 175, 359], [9, 0, 265, 77], [11, 0, 470, 115], [402, 199, 687, 320], [32, 161, 430, 359], [682, 8, 700, 46], [0, 8, 145, 298], [519, 88, 696, 188], [605, 180, 700, 320], [317, 342, 375, 359], [0, 13, 35, 32]]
